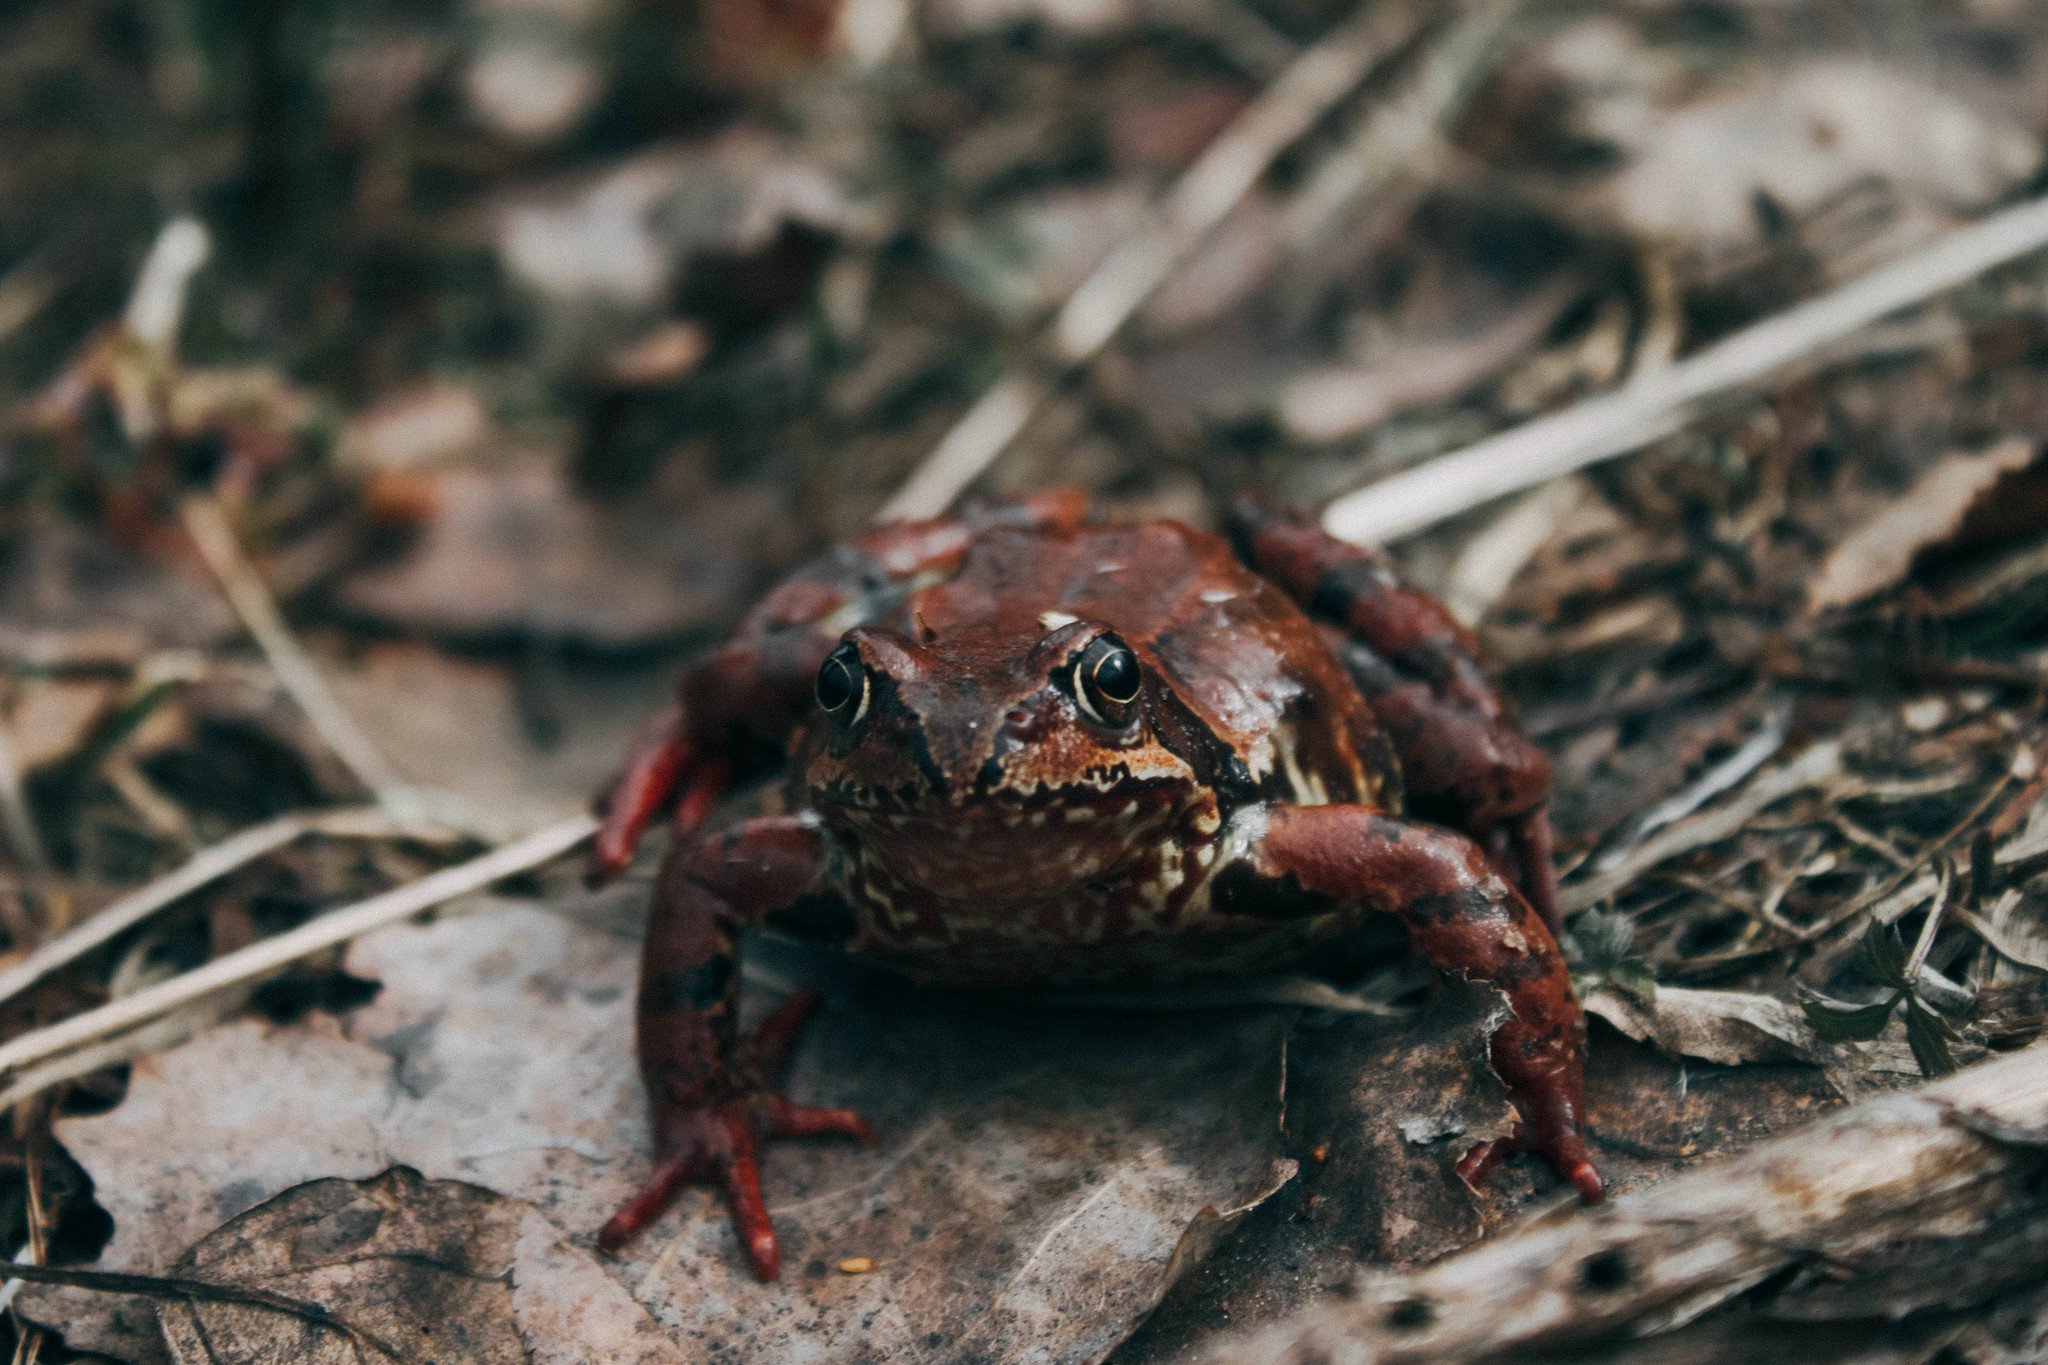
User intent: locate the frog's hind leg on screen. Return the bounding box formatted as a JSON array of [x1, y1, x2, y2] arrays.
[[1226, 496, 1562, 936], [598, 814, 875, 1278], [1227, 802, 1602, 1203]]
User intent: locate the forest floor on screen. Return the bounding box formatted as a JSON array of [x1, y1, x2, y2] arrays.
[[0, 0, 2046, 1361]]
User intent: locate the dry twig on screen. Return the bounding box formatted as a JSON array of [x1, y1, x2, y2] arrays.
[[1323, 191, 2048, 545], [0, 814, 595, 1114], [1202, 1038, 2048, 1364], [878, 0, 1440, 522], [179, 494, 422, 818], [0, 805, 427, 1013]]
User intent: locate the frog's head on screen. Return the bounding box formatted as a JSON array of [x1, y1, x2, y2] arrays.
[[802, 614, 1217, 900]]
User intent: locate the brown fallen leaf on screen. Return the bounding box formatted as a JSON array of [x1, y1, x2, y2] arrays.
[[155, 1168, 529, 1364], [1583, 985, 1974, 1100], [1591, 57, 2042, 258], [334, 383, 492, 476], [137, 1168, 683, 1365], [1807, 437, 2044, 612], [1276, 277, 1584, 444], [1583, 985, 1818, 1067], [336, 462, 779, 647]]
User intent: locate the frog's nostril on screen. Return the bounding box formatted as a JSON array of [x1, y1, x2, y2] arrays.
[[1005, 708, 1030, 728]]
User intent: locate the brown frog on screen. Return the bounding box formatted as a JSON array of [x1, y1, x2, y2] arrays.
[[586, 490, 1602, 1280]]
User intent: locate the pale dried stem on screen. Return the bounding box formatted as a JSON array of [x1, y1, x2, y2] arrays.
[[0, 814, 595, 1115], [877, 0, 1439, 523], [1323, 191, 2048, 545], [0, 805, 444, 1013], [1560, 742, 1843, 915], [1905, 859, 1953, 983], [1280, 0, 1520, 265], [1203, 1039, 2048, 1364], [0, 723, 49, 878], [178, 493, 421, 818]]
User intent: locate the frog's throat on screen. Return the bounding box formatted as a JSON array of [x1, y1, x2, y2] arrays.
[[818, 781, 1195, 900]]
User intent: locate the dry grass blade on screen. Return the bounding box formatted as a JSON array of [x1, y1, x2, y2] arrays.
[[0, 813, 595, 1114], [878, 0, 1438, 523], [1561, 742, 1843, 915], [0, 805, 416, 1012], [179, 493, 421, 818], [1323, 191, 2048, 545]]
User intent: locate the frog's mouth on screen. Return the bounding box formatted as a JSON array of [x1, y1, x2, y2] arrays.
[[815, 779, 1190, 899]]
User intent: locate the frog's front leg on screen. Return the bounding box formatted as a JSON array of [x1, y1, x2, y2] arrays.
[[1227, 803, 1603, 1203], [598, 814, 875, 1278]]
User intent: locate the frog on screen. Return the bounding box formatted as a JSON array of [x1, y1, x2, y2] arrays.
[[584, 489, 1603, 1280]]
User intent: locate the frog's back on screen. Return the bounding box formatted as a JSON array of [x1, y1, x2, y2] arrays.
[[920, 517, 1400, 814]]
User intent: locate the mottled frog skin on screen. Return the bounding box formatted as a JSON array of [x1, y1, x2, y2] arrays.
[[585, 490, 1601, 1279]]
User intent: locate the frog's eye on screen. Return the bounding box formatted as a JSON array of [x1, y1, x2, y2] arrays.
[[1073, 635, 1142, 728], [816, 642, 869, 725]]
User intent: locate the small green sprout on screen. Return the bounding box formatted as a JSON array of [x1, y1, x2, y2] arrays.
[[1801, 919, 1959, 1077], [1561, 908, 1656, 1006]]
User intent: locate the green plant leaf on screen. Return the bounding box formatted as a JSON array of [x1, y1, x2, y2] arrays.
[[1855, 919, 1910, 990], [1801, 996, 1898, 1042], [1562, 909, 1658, 1005], [1608, 960, 1658, 1006], [1903, 995, 1960, 1077]]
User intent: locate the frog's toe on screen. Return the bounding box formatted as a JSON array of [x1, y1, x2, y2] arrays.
[[761, 1095, 877, 1143], [1454, 1119, 1605, 1206], [599, 1093, 872, 1278], [598, 1152, 696, 1254]]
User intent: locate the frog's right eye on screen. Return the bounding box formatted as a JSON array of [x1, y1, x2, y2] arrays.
[[816, 643, 869, 725]]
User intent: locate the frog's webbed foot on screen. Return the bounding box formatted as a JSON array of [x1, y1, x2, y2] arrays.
[[1234, 802, 1604, 1204], [599, 989, 876, 1278], [602, 819, 873, 1276], [1457, 1087, 1605, 1204]]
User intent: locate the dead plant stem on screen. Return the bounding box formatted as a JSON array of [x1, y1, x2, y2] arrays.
[[0, 814, 596, 1115], [1323, 191, 2048, 545], [179, 493, 420, 818], [878, 0, 1440, 522]]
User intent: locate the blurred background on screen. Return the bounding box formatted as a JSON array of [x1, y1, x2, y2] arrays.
[[4, 0, 2048, 1356], [5, 0, 2046, 845]]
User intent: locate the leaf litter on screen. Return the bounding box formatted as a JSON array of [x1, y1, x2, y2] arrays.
[[28, 895, 1299, 1363], [2, 1, 2048, 1361]]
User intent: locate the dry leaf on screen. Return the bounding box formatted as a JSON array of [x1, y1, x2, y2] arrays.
[[334, 384, 492, 475], [41, 896, 1295, 1364], [1584, 985, 1819, 1067], [156, 1168, 531, 1364], [1598, 59, 2041, 254], [336, 464, 778, 646], [1276, 278, 1582, 444], [145, 1168, 682, 1365], [1808, 438, 2044, 612], [495, 134, 852, 310]]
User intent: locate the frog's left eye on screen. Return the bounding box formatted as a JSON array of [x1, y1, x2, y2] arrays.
[[816, 642, 869, 725], [1073, 635, 1142, 728]]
